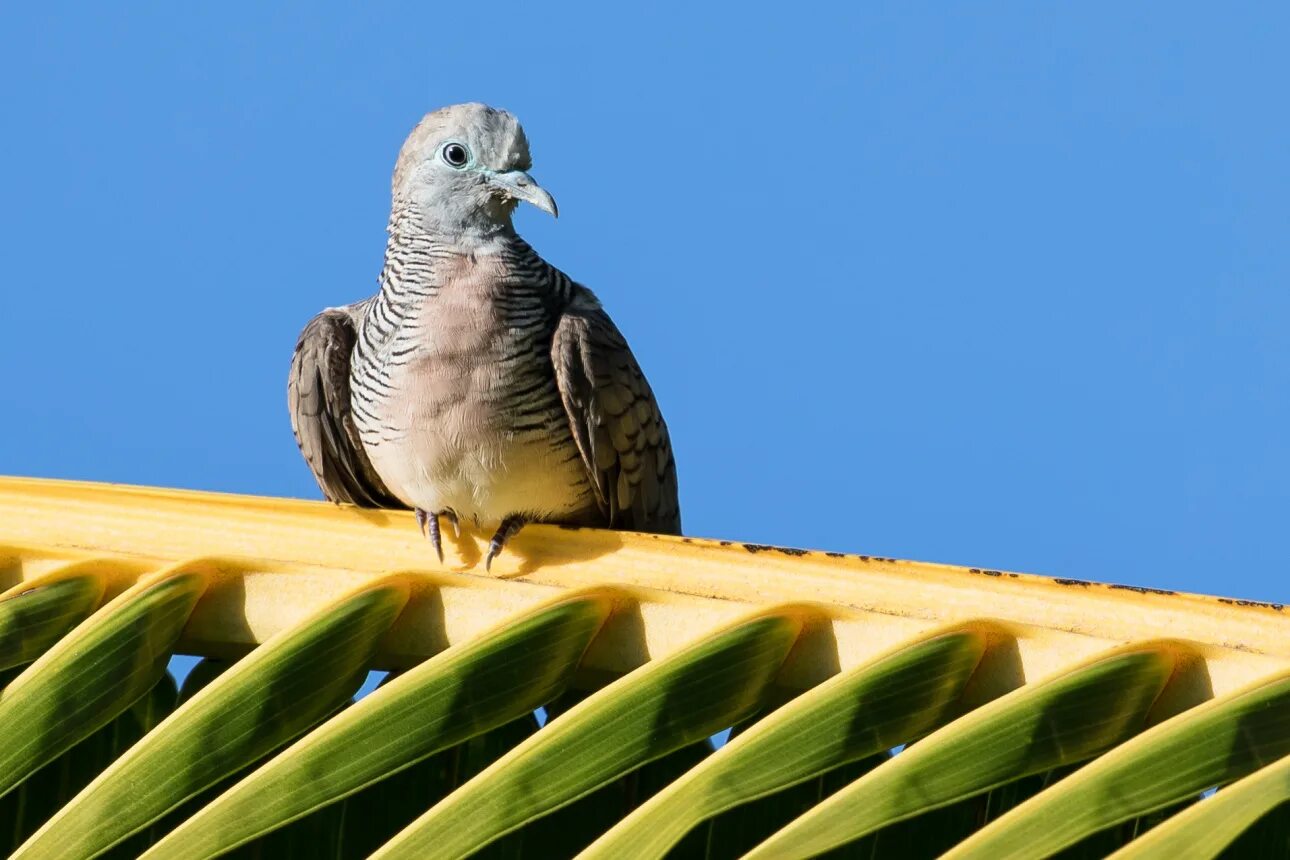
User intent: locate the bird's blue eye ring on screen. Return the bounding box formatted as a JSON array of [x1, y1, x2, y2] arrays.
[[441, 142, 470, 168]]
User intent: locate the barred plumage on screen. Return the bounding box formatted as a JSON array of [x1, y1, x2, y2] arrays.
[[288, 104, 680, 566]]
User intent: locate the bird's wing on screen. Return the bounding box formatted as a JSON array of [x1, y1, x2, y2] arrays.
[[552, 288, 681, 534], [287, 303, 407, 509]]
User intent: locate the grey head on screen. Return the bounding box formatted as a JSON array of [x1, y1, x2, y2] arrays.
[[390, 103, 557, 236]]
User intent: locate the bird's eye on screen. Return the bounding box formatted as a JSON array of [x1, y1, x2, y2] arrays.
[[441, 142, 470, 168]]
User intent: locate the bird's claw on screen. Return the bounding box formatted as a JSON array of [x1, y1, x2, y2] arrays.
[[414, 507, 447, 564], [485, 515, 527, 572]]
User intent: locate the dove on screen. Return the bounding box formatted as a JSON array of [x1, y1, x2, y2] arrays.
[[289, 103, 680, 568]]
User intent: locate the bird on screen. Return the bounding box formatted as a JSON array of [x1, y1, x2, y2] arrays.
[[288, 103, 680, 569]]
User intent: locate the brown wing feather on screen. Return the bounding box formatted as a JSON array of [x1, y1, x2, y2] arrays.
[[287, 305, 406, 509], [552, 289, 681, 534]]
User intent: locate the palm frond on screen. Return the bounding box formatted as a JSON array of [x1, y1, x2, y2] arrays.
[[1, 475, 1288, 859]]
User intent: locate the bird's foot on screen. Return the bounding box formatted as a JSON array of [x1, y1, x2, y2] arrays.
[[442, 508, 460, 538], [485, 515, 528, 572], [414, 507, 460, 564]]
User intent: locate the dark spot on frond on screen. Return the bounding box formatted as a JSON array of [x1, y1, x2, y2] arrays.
[[1109, 584, 1177, 596], [1218, 597, 1284, 611]]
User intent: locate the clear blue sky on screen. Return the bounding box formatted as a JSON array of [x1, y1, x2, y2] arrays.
[[1, 4, 1286, 603]]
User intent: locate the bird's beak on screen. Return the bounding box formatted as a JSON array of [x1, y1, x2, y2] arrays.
[[486, 170, 559, 218]]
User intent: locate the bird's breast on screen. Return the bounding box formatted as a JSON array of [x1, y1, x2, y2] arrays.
[[352, 261, 591, 524]]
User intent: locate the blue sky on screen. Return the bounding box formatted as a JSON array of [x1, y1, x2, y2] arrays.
[[1, 4, 1286, 603]]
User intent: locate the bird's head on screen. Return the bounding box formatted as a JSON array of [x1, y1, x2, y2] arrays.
[[390, 103, 557, 236]]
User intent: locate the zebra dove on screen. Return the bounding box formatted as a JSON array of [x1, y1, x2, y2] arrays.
[[288, 103, 680, 568]]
